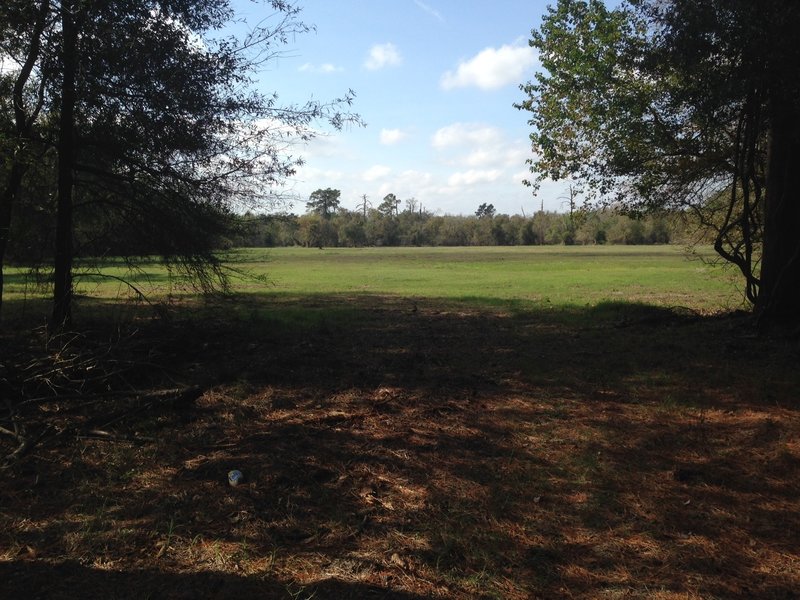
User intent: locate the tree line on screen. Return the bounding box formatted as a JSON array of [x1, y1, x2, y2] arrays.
[[230, 190, 686, 248]]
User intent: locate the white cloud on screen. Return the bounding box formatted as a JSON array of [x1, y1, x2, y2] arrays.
[[432, 124, 531, 175], [441, 44, 538, 90], [413, 0, 445, 23], [379, 128, 408, 145], [299, 62, 343, 74], [398, 169, 433, 185], [512, 168, 535, 187], [286, 124, 550, 216], [362, 164, 392, 181], [364, 43, 402, 71], [468, 144, 530, 170], [464, 149, 496, 168], [376, 170, 436, 202], [431, 123, 504, 150], [295, 165, 345, 182], [447, 169, 503, 186], [427, 123, 537, 207]]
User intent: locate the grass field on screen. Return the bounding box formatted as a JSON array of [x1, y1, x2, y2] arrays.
[[2, 246, 798, 599], [5, 245, 745, 316], [234, 246, 742, 311]]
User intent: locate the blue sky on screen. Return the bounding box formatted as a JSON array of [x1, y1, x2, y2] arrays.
[[234, 0, 566, 216]]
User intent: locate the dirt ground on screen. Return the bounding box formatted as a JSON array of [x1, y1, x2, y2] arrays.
[[1, 296, 799, 599]]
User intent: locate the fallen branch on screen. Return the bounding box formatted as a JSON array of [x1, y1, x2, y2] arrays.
[[1, 425, 53, 470], [1, 386, 203, 467], [0, 424, 24, 441], [93, 386, 204, 430], [76, 429, 157, 443], [19, 390, 140, 407]]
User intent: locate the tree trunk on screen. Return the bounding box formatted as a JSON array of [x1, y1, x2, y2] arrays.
[[52, 3, 78, 328], [757, 93, 800, 326], [0, 0, 50, 321]]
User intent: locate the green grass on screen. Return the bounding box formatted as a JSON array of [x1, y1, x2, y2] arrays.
[[245, 246, 741, 311], [4, 245, 744, 315]]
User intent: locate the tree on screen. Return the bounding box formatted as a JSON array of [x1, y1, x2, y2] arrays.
[[378, 193, 401, 218], [0, 0, 53, 319], [1, 1, 360, 326], [559, 184, 585, 244], [475, 203, 496, 219], [336, 209, 367, 247], [297, 212, 337, 248], [306, 188, 341, 219], [404, 197, 419, 214], [51, 0, 78, 326], [357, 194, 371, 219], [516, 0, 800, 324]]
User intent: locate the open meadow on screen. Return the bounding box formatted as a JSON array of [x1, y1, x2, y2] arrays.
[[4, 245, 745, 317], [2, 246, 799, 599]]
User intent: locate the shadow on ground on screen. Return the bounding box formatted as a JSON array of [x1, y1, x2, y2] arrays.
[[1, 294, 799, 599], [0, 560, 428, 599]]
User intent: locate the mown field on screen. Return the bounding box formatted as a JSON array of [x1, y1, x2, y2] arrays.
[[234, 245, 741, 309], [2, 246, 798, 599], [5, 245, 744, 315]]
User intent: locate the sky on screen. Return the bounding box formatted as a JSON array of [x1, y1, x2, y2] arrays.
[[233, 0, 570, 216]]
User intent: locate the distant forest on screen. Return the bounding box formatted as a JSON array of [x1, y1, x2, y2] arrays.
[[230, 199, 695, 249]]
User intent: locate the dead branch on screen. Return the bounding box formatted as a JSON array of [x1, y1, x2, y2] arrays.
[[0, 425, 52, 470], [0, 425, 23, 441], [92, 386, 204, 430], [76, 429, 157, 443]]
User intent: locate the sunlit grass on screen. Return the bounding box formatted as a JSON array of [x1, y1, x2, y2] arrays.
[[4, 245, 745, 315], [228, 245, 743, 312]]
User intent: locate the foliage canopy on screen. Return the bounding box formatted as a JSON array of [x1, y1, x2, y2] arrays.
[[517, 0, 800, 323], [0, 0, 360, 325]]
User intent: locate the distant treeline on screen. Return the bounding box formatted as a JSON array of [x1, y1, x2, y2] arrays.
[[229, 205, 693, 249]]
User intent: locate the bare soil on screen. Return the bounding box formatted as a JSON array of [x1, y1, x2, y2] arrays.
[[1, 296, 799, 599]]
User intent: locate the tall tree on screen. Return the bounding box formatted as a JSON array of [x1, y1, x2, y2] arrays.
[[517, 0, 800, 324], [51, 0, 78, 327], [357, 194, 370, 219], [306, 188, 341, 219], [475, 203, 496, 219], [378, 193, 400, 217], [1, 0, 361, 325]]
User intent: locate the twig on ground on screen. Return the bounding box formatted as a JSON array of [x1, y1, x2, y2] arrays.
[[1, 425, 53, 470], [93, 386, 204, 430], [76, 429, 157, 443]]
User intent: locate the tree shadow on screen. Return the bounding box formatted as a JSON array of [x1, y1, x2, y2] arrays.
[[2, 294, 799, 598], [0, 561, 428, 599]]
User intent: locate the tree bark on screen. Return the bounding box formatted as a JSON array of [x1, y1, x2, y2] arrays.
[[757, 93, 800, 326], [52, 3, 78, 328]]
